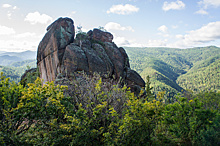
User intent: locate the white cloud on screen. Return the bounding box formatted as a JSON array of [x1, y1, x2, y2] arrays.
[[114, 36, 130, 46], [105, 22, 134, 32], [127, 42, 145, 47], [162, 0, 185, 11], [24, 11, 53, 25], [2, 4, 12, 8], [0, 40, 39, 52], [14, 32, 36, 38], [176, 34, 184, 39], [172, 21, 220, 48], [158, 25, 168, 33], [157, 25, 169, 37], [2, 4, 18, 19], [184, 21, 220, 43], [195, 9, 208, 15], [113, 36, 145, 47], [7, 11, 12, 19], [107, 4, 139, 15], [199, 0, 220, 8], [196, 0, 220, 15], [0, 25, 15, 35], [147, 39, 167, 47]]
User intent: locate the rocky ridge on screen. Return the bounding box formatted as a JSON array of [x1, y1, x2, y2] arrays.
[[36, 17, 145, 94]]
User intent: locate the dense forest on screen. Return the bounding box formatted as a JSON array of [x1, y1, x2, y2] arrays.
[[0, 71, 219, 145], [125, 46, 220, 97], [0, 46, 219, 101], [0, 51, 36, 82], [0, 46, 220, 145], [0, 60, 36, 82], [1, 46, 219, 98]]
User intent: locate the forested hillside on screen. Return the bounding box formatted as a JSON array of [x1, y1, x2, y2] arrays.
[[0, 51, 36, 82], [177, 58, 220, 92], [0, 47, 219, 145], [0, 60, 36, 82], [1, 46, 219, 97], [1, 71, 219, 145], [125, 46, 220, 97]]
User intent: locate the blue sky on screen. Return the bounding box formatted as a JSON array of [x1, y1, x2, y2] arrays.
[[0, 0, 220, 52]]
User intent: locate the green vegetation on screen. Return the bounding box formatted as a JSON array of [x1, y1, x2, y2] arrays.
[[177, 57, 220, 93], [0, 55, 22, 66], [0, 72, 219, 145], [0, 60, 36, 83], [0, 46, 219, 145], [125, 46, 220, 97], [0, 50, 36, 82]]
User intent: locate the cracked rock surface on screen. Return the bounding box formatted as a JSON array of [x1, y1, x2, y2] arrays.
[[37, 17, 145, 93]]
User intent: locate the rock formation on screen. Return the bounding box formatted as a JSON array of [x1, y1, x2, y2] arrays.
[[37, 17, 145, 94]]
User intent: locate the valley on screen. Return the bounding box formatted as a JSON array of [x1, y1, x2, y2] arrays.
[[1, 46, 219, 98]]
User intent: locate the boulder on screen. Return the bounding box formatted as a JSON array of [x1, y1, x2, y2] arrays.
[[103, 42, 126, 80], [126, 68, 145, 88], [87, 28, 113, 43], [83, 44, 114, 78], [37, 17, 75, 82], [36, 17, 145, 95], [62, 43, 89, 77]]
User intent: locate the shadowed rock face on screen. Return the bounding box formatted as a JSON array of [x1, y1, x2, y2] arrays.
[[37, 17, 145, 93], [37, 17, 75, 82]]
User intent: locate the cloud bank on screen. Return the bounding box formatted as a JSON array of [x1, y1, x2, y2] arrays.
[[107, 4, 139, 15], [25, 12, 52, 25], [162, 0, 185, 11], [105, 22, 134, 32]]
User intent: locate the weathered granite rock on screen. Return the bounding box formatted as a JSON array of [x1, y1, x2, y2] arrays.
[[82, 45, 114, 78], [62, 43, 89, 77], [74, 33, 91, 48], [103, 42, 125, 80], [37, 17, 75, 83], [126, 68, 145, 87], [37, 17, 145, 95], [87, 28, 113, 43]]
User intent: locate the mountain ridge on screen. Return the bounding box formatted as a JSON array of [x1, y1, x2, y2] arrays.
[[0, 50, 37, 66], [0, 46, 219, 98], [125, 46, 220, 97]]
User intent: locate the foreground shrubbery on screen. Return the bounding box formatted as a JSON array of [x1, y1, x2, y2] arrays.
[[0, 72, 219, 145]]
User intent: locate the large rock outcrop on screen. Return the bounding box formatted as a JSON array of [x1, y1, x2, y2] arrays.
[[37, 17, 145, 93], [37, 17, 75, 82]]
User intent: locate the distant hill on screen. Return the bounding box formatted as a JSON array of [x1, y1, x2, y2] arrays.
[[10, 59, 36, 68], [0, 59, 37, 83], [0, 66, 21, 82], [0, 46, 219, 96], [0, 55, 23, 66], [177, 58, 220, 93], [0, 50, 37, 82], [125, 46, 220, 97], [0, 50, 37, 66]]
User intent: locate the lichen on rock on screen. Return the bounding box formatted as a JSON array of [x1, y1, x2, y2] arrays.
[[36, 17, 145, 95]]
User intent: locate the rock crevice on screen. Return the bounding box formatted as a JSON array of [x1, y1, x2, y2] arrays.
[[37, 17, 145, 93]]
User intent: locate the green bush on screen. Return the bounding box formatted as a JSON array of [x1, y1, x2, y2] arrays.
[[0, 72, 219, 145]]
